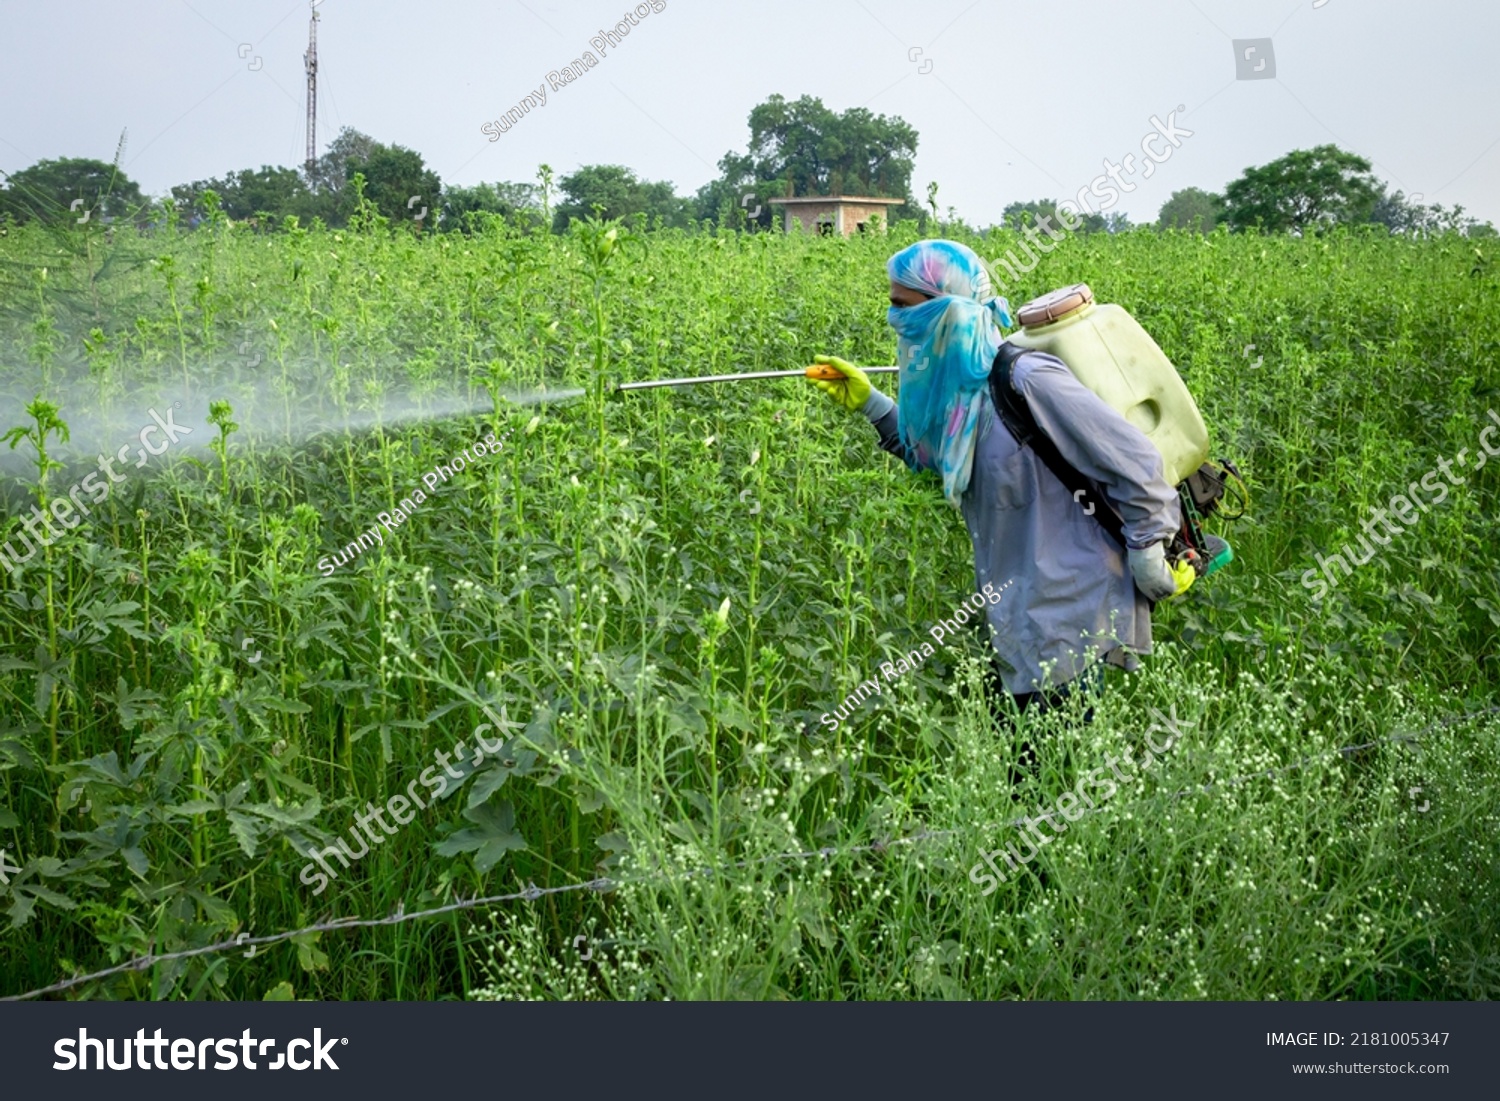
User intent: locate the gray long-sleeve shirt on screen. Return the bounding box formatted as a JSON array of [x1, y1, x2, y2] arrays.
[[864, 346, 1181, 695]]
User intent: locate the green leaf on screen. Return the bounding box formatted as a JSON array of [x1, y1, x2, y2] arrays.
[[121, 846, 149, 877], [466, 764, 512, 809], [434, 800, 526, 873], [664, 821, 700, 843], [185, 889, 237, 927], [465, 747, 536, 810], [793, 882, 837, 949], [113, 677, 163, 730], [80, 600, 145, 642], [244, 797, 322, 828], [595, 831, 630, 854], [165, 800, 220, 817], [20, 883, 76, 910], [262, 980, 296, 1001], [0, 726, 40, 771], [262, 697, 312, 715], [713, 695, 758, 735], [226, 811, 261, 858], [7, 893, 36, 928], [522, 705, 557, 753], [667, 699, 707, 738], [293, 930, 329, 973]]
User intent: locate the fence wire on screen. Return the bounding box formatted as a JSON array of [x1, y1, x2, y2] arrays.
[[5, 704, 1496, 1002]]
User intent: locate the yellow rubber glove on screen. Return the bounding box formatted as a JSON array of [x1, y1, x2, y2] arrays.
[[1129, 541, 1197, 603], [1168, 557, 1197, 599], [808, 354, 872, 413]]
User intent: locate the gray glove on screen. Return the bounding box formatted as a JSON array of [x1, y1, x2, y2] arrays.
[[1127, 541, 1178, 603]]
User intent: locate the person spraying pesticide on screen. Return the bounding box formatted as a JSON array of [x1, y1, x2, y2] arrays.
[[807, 240, 1210, 724]]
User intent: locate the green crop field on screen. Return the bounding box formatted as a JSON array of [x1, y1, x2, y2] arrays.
[[1, 208, 1497, 1001]]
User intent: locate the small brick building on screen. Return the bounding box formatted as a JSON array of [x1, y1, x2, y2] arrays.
[[768, 196, 905, 237]]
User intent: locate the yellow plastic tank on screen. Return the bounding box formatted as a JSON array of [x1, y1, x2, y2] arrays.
[[1006, 283, 1209, 486]]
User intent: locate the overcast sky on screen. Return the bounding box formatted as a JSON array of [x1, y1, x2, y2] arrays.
[[2, 0, 1496, 227]]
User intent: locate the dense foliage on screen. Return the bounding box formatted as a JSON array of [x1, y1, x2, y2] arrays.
[[0, 208, 1496, 1000], [0, 156, 145, 227], [1221, 144, 1382, 234]]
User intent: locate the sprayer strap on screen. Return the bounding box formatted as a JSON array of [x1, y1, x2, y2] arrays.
[[988, 343, 1128, 551]]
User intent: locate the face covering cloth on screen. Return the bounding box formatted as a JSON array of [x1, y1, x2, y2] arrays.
[[885, 239, 1012, 506]]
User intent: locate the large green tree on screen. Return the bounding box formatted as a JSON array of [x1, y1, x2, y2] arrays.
[[1157, 187, 1224, 232], [1369, 188, 1496, 238], [0, 157, 146, 225], [696, 94, 920, 226], [171, 165, 311, 223], [346, 143, 442, 227], [553, 165, 691, 231], [442, 181, 541, 232], [1222, 145, 1381, 234], [303, 126, 378, 197], [1002, 198, 1107, 235], [295, 126, 381, 225], [169, 129, 406, 228]]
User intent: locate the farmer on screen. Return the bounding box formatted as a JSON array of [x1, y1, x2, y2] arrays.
[[809, 239, 1188, 722]]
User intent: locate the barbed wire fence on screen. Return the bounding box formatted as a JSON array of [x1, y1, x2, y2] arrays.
[[5, 703, 1496, 1002]]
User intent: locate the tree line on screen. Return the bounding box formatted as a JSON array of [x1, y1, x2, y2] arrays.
[[1, 96, 1491, 239]]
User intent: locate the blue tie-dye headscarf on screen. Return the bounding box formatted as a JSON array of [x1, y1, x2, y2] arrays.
[[887, 240, 1013, 506]]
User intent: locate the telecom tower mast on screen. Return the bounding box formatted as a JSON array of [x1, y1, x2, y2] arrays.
[[303, 1, 319, 174]]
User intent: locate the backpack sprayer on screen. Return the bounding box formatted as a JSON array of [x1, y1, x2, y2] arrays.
[[998, 283, 1244, 585]]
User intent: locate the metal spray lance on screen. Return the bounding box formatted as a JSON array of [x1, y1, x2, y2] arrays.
[[611, 364, 899, 393]]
